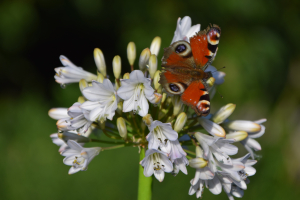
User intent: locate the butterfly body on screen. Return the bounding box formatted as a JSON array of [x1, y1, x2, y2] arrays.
[[160, 24, 221, 116]]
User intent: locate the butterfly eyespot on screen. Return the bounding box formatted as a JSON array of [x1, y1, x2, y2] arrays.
[[175, 44, 186, 53], [171, 41, 192, 57], [169, 84, 179, 92], [164, 82, 186, 95]]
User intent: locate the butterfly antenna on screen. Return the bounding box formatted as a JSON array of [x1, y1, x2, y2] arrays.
[[217, 90, 223, 98], [211, 66, 226, 74]]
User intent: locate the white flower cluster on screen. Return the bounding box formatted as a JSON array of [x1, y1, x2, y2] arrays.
[[48, 16, 266, 199]]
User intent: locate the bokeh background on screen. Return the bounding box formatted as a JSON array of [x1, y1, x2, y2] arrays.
[[1, 0, 300, 199]]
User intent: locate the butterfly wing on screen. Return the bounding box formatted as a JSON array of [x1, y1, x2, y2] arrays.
[[190, 25, 221, 70], [181, 81, 210, 116]]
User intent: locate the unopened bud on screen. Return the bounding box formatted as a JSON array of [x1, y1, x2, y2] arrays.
[[117, 117, 127, 139], [195, 146, 204, 158], [161, 93, 167, 103], [148, 54, 157, 79], [56, 119, 69, 131], [153, 70, 161, 91], [142, 114, 153, 126], [94, 48, 106, 77], [123, 73, 130, 79], [112, 55, 121, 79], [48, 108, 68, 120], [212, 103, 236, 124], [139, 48, 151, 72], [79, 79, 88, 93], [198, 118, 225, 138], [206, 77, 215, 88], [225, 120, 261, 133], [172, 96, 184, 116], [150, 36, 161, 55], [97, 71, 104, 83], [189, 157, 208, 169], [174, 112, 187, 132], [78, 96, 85, 104], [226, 131, 248, 142], [127, 42, 136, 66]]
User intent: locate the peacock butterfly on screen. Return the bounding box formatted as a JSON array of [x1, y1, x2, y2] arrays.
[[160, 24, 221, 116]]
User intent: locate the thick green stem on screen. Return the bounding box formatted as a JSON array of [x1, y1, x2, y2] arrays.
[[138, 148, 152, 200]]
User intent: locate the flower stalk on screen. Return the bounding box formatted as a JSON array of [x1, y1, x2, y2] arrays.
[[138, 148, 152, 200]]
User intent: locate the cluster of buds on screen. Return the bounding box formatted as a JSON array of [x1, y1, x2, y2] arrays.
[[48, 16, 266, 199]]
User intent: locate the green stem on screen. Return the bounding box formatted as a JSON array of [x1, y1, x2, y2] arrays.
[[91, 139, 125, 144], [102, 144, 125, 151], [138, 148, 152, 200], [183, 148, 196, 156]]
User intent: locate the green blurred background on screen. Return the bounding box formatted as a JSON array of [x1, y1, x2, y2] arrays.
[[1, 0, 300, 199]]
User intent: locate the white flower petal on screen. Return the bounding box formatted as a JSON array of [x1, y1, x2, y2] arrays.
[[206, 176, 222, 195], [198, 118, 225, 137], [48, 108, 69, 120], [67, 140, 83, 151]]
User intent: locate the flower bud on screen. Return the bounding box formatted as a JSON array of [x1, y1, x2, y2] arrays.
[[211, 103, 236, 124], [172, 96, 184, 116], [195, 146, 203, 158], [150, 36, 161, 56], [142, 114, 153, 127], [139, 48, 151, 72], [174, 112, 187, 132], [56, 119, 70, 131], [189, 157, 208, 169], [117, 117, 127, 139], [48, 108, 68, 120], [123, 73, 130, 79], [78, 96, 85, 104], [198, 118, 225, 138], [94, 48, 106, 77], [148, 54, 157, 79], [226, 131, 248, 142], [206, 77, 215, 88], [153, 70, 161, 91], [79, 79, 88, 93], [97, 71, 104, 83], [225, 120, 261, 133], [161, 93, 167, 103], [112, 55, 121, 79], [127, 42, 136, 66]]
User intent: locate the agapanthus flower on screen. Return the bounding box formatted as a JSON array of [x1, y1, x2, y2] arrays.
[[54, 56, 97, 84], [171, 16, 201, 44], [146, 120, 178, 151], [117, 70, 157, 116], [140, 149, 173, 182], [62, 140, 101, 174], [66, 102, 93, 134], [81, 79, 119, 122]]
